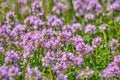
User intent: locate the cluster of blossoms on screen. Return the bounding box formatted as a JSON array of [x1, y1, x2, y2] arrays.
[[25, 66, 43, 80], [73, 0, 102, 17], [107, 0, 120, 10], [0, 65, 21, 80], [84, 13, 95, 22], [52, 2, 67, 15], [85, 24, 96, 34], [32, 1, 44, 16], [4, 50, 19, 64], [109, 39, 119, 51], [0, 50, 21, 80], [0, 0, 119, 80], [6, 10, 16, 24], [92, 37, 102, 48], [100, 55, 120, 79], [76, 67, 94, 79], [42, 51, 83, 74], [72, 35, 93, 56]]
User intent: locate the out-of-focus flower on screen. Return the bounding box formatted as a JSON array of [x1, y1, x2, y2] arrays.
[[92, 37, 102, 48], [31, 1, 44, 16], [114, 55, 120, 64], [25, 66, 43, 80], [84, 14, 95, 22], [52, 2, 66, 15], [99, 24, 108, 31], [109, 39, 119, 51], [107, 2, 120, 10], [6, 11, 16, 23], [85, 24, 96, 34], [73, 0, 102, 17], [47, 15, 63, 28], [76, 66, 94, 79], [0, 2, 7, 7], [56, 73, 68, 80], [72, 23, 82, 31], [18, 0, 27, 4]]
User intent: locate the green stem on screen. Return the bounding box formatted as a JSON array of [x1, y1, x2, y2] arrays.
[[49, 66, 54, 79]]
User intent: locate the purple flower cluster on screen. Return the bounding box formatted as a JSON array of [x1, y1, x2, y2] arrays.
[[5, 50, 19, 64], [56, 72, 68, 80], [92, 37, 102, 48], [107, 1, 120, 10], [52, 2, 67, 15], [25, 66, 42, 80], [72, 35, 93, 56], [24, 16, 44, 30], [6, 11, 16, 23], [18, 0, 27, 4], [47, 15, 63, 28], [73, 0, 102, 17], [0, 65, 21, 80], [76, 66, 94, 79], [42, 51, 83, 74], [100, 55, 120, 79], [109, 39, 119, 51], [32, 1, 44, 16], [84, 13, 95, 22], [85, 24, 96, 34]]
